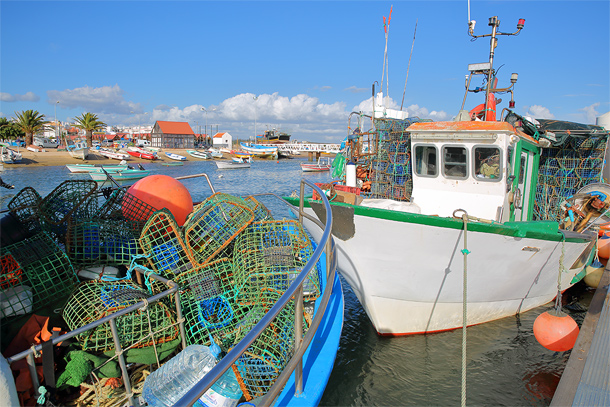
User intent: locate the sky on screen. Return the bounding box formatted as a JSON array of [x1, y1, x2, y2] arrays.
[[1, 1, 609, 143]]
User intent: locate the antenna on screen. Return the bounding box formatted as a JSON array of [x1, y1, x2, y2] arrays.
[[400, 19, 417, 111], [380, 6, 392, 106]]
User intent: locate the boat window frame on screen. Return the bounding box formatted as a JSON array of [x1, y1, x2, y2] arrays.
[[413, 143, 439, 178], [442, 144, 469, 180], [472, 145, 503, 182]]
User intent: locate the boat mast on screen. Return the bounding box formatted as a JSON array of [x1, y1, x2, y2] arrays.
[[468, 16, 525, 119]]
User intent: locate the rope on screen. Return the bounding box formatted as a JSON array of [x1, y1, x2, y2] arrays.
[[554, 238, 566, 312], [460, 211, 469, 407]]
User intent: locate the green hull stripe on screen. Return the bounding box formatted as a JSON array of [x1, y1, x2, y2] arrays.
[[284, 196, 589, 243]]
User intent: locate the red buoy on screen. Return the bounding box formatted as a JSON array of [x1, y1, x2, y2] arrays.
[[126, 175, 193, 226], [533, 310, 579, 352]]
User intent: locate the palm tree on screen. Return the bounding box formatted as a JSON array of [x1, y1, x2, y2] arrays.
[[0, 117, 25, 142], [73, 112, 106, 147], [12, 110, 48, 145]]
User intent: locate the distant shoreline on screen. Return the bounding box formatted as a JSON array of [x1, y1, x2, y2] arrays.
[[3, 148, 228, 168]]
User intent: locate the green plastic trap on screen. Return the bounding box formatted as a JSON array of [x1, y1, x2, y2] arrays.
[[62, 280, 180, 352]]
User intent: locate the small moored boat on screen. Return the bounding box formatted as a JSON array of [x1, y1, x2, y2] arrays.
[[165, 152, 187, 161], [67, 141, 89, 160], [301, 157, 332, 172], [98, 148, 130, 160], [186, 150, 211, 160], [216, 156, 251, 169], [88, 167, 150, 181], [65, 163, 129, 173]]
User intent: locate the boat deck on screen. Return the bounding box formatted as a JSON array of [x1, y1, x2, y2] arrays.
[[551, 266, 610, 406]]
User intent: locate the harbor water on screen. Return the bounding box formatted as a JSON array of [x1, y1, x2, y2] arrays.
[[0, 158, 593, 406]]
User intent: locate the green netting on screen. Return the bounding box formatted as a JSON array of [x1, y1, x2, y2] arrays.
[[7, 186, 44, 235], [0, 232, 77, 323], [242, 196, 274, 222], [139, 209, 194, 278], [232, 220, 321, 304], [231, 289, 296, 401], [174, 258, 249, 351], [183, 193, 255, 266], [66, 219, 141, 266], [96, 188, 159, 236], [534, 133, 608, 221], [62, 280, 180, 352]]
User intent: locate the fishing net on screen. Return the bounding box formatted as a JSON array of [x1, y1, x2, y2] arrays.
[[183, 193, 255, 266], [66, 219, 141, 266], [62, 280, 180, 352], [139, 209, 194, 278], [232, 220, 321, 304], [0, 232, 77, 323], [534, 133, 608, 221]]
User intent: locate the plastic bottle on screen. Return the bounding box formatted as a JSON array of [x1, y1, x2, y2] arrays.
[[142, 344, 219, 407], [196, 368, 244, 407]]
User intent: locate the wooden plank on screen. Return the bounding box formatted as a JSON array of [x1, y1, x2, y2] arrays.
[[550, 266, 610, 406]]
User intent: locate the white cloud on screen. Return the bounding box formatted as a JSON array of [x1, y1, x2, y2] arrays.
[[579, 102, 600, 124], [47, 85, 141, 115], [0, 91, 40, 102], [524, 105, 555, 119], [344, 86, 369, 94]]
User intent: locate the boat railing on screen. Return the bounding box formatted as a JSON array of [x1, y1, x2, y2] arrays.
[[5, 178, 336, 407], [176, 179, 337, 406], [6, 272, 187, 406]]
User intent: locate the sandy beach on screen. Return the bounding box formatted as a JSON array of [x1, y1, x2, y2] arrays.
[[5, 148, 225, 168]]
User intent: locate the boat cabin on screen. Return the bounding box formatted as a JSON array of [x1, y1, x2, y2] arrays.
[[407, 120, 540, 223]]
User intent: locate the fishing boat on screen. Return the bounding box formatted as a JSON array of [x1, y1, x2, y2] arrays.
[[88, 167, 150, 182], [301, 157, 332, 172], [257, 128, 291, 144], [286, 16, 608, 335], [98, 148, 130, 160], [1, 173, 342, 407], [209, 148, 224, 158], [126, 147, 157, 160], [65, 163, 129, 173], [186, 149, 212, 160], [165, 152, 187, 161], [67, 141, 89, 160], [1, 145, 23, 164], [240, 142, 278, 159], [216, 157, 251, 169]]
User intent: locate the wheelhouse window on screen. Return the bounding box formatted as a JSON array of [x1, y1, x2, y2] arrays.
[[414, 145, 438, 177], [443, 146, 468, 179], [474, 146, 502, 181]]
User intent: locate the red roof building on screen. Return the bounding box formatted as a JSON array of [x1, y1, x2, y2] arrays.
[[151, 121, 195, 149]]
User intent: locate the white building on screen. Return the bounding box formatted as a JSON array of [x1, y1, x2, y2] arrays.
[[213, 132, 233, 149]]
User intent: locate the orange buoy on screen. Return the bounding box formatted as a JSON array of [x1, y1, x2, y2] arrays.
[[126, 175, 193, 226], [597, 235, 610, 259], [533, 310, 579, 352]]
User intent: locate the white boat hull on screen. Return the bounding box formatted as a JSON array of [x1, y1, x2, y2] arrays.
[[215, 160, 251, 169], [299, 204, 592, 335]]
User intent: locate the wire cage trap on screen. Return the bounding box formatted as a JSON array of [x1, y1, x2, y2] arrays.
[[183, 193, 255, 266], [62, 280, 180, 352], [0, 232, 77, 323], [232, 220, 321, 305], [66, 218, 141, 267], [231, 289, 297, 401], [139, 209, 194, 278]]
